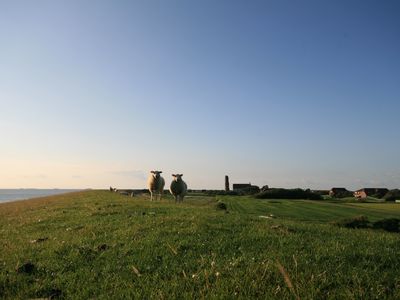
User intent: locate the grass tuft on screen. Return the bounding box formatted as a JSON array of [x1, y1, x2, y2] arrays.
[[332, 215, 370, 228], [276, 261, 299, 300]]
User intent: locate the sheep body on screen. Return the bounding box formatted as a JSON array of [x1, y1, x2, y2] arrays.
[[169, 174, 187, 202], [147, 171, 165, 201]]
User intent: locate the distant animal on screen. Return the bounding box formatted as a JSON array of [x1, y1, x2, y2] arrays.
[[169, 174, 187, 202], [147, 170, 165, 201]]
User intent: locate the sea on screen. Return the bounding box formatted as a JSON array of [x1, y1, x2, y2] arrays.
[[0, 189, 81, 203]]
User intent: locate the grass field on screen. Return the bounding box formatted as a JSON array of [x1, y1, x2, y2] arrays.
[[1, 190, 399, 299]]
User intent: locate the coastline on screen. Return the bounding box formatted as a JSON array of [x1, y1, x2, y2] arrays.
[[0, 189, 83, 204]]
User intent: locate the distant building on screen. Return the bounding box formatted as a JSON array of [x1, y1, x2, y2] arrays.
[[354, 188, 389, 199], [232, 183, 252, 191], [232, 183, 260, 194]]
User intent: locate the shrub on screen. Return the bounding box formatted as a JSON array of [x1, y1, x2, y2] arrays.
[[240, 185, 260, 195], [333, 215, 370, 229], [383, 189, 400, 202], [205, 186, 260, 196], [313, 190, 330, 196], [372, 191, 388, 199], [255, 188, 322, 200], [332, 190, 354, 198], [216, 201, 227, 211], [205, 190, 241, 196], [372, 218, 400, 233]]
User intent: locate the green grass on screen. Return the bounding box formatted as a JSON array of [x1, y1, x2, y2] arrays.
[[1, 191, 400, 299], [223, 196, 400, 222]]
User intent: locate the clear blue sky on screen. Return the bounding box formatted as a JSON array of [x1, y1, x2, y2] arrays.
[[1, 0, 399, 189]]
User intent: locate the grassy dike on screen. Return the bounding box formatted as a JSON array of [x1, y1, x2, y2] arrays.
[[1, 190, 399, 299]]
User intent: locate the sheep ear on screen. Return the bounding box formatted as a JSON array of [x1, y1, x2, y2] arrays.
[[159, 171, 162, 174], [172, 174, 176, 177], [180, 174, 183, 177], [150, 171, 155, 173]]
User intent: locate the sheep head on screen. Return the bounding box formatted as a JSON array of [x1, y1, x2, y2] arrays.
[[151, 170, 162, 178], [172, 174, 183, 181]]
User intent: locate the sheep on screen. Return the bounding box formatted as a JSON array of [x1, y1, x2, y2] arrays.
[[147, 170, 165, 201], [169, 174, 187, 202]]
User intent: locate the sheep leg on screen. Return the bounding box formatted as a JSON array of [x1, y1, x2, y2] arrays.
[[150, 191, 153, 201]]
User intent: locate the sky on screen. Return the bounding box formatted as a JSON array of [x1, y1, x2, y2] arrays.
[[1, 0, 399, 190]]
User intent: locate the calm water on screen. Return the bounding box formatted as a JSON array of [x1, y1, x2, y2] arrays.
[[0, 189, 81, 203]]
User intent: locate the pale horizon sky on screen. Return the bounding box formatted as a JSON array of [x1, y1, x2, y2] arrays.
[[1, 1, 399, 190]]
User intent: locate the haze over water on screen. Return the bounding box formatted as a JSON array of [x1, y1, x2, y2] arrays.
[[0, 189, 80, 203]]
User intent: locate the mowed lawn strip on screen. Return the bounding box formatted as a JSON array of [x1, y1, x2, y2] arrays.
[[0, 190, 399, 299], [223, 196, 400, 222]]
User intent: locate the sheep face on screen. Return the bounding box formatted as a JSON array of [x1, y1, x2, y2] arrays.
[[151, 170, 162, 179], [172, 174, 183, 182]]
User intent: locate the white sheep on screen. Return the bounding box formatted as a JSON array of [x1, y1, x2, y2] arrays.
[[169, 174, 187, 202], [147, 170, 165, 201]]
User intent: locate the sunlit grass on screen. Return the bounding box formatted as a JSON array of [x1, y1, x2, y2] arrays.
[[1, 191, 399, 299]]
